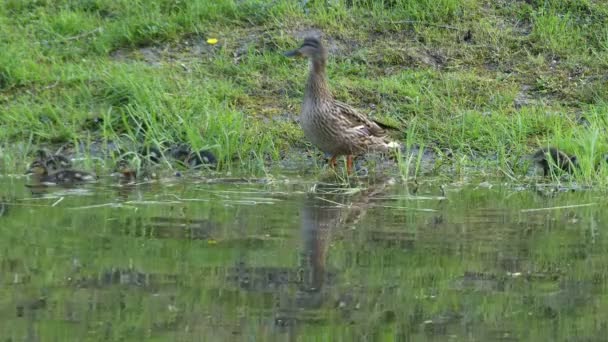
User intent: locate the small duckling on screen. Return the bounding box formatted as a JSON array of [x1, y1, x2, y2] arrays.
[[139, 146, 163, 164], [113, 158, 160, 183], [533, 147, 578, 176], [25, 160, 96, 186], [112, 160, 138, 184], [168, 144, 217, 169], [168, 143, 192, 163], [30, 149, 72, 172], [186, 149, 217, 169]]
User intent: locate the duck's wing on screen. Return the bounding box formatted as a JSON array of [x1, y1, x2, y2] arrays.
[[333, 101, 385, 136]]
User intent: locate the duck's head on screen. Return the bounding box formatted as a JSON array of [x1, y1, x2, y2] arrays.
[[25, 160, 48, 176], [113, 159, 130, 173], [284, 37, 327, 60]]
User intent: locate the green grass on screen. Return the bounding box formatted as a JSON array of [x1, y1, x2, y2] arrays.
[[1, 0, 608, 182]]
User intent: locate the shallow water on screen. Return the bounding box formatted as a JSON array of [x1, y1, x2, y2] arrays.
[[0, 174, 607, 341]]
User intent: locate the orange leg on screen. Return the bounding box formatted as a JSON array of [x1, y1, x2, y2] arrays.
[[329, 155, 337, 169], [346, 155, 353, 174]]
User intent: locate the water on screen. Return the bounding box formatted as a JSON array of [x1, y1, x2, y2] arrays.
[[0, 175, 607, 341]]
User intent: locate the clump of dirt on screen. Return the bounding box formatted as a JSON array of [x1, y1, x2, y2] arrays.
[[110, 46, 167, 66], [369, 45, 448, 72], [411, 48, 448, 69], [514, 85, 537, 108], [109, 33, 220, 66]]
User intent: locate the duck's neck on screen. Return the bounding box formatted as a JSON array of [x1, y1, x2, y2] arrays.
[[305, 58, 332, 102]]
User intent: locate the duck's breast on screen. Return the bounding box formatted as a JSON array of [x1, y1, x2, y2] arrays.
[[300, 108, 350, 155]]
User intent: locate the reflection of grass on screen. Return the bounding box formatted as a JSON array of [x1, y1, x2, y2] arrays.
[[1, 0, 608, 182]]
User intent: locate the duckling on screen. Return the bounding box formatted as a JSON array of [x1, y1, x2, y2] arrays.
[[112, 160, 138, 184], [284, 36, 400, 173], [25, 160, 96, 186], [186, 149, 217, 169], [113, 157, 161, 183], [169, 144, 217, 169], [533, 147, 578, 176], [168, 143, 192, 163], [139, 146, 163, 164], [30, 149, 72, 172]]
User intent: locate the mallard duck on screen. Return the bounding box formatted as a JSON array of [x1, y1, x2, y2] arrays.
[[284, 37, 400, 173], [25, 160, 96, 186], [533, 147, 578, 176]]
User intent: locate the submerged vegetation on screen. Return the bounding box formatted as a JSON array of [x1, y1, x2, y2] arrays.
[[1, 0, 608, 182]]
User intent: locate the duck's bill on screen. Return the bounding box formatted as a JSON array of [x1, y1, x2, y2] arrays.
[[283, 49, 301, 57]]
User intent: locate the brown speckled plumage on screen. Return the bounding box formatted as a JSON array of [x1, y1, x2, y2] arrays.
[[30, 149, 73, 172], [25, 160, 96, 186], [285, 37, 399, 172]]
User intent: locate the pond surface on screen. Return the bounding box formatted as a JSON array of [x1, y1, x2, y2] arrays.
[[0, 174, 606, 341]]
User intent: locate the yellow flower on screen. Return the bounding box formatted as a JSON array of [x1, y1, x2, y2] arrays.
[[206, 38, 218, 45], [207, 239, 217, 245]]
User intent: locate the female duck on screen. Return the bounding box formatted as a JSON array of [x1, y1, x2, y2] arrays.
[[284, 37, 400, 173]]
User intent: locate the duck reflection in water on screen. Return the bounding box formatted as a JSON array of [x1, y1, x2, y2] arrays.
[[226, 178, 392, 332], [275, 179, 391, 330], [295, 194, 339, 305]]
